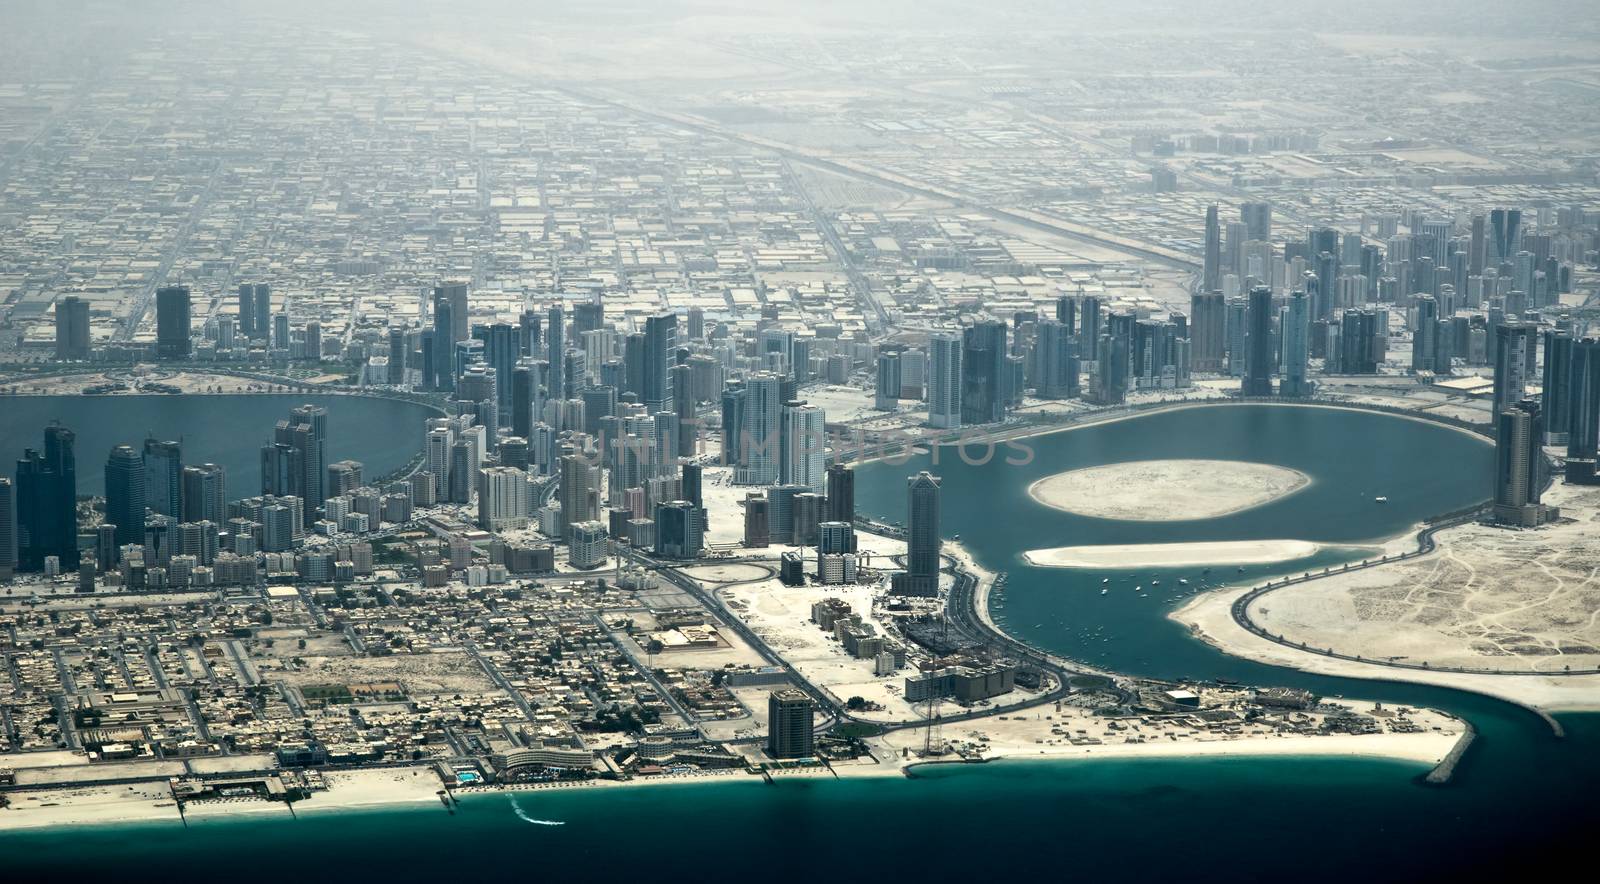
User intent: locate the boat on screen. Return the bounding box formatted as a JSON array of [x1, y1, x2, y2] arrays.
[[1179, 578, 1189, 585], [1101, 578, 1109, 584], [1374, 496, 1388, 503], [1134, 585, 1141, 592], [1100, 589, 1108, 596]]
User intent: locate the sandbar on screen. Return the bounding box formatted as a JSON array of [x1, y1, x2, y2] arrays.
[[1024, 539, 1325, 569], [1028, 459, 1310, 521]]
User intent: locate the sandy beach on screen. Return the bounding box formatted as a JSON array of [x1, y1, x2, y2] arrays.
[[0, 767, 447, 832], [1023, 539, 1330, 569], [1028, 458, 1311, 521]]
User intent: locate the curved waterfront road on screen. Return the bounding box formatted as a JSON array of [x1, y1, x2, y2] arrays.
[[1229, 509, 1600, 678]]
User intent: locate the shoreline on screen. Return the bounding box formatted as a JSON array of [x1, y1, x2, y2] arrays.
[[0, 724, 1464, 833], [1172, 583, 1600, 715]]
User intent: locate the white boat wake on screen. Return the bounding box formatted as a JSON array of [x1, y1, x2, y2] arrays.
[[510, 796, 566, 826]]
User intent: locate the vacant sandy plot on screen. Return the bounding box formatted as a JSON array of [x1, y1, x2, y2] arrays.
[[1028, 459, 1310, 521], [277, 651, 496, 695], [1245, 481, 1600, 673]]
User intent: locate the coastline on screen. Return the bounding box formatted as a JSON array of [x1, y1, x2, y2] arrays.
[[1172, 584, 1600, 714], [0, 723, 1463, 833]]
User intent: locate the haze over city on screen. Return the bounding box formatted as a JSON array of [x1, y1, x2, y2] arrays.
[[1, 2, 1598, 881]]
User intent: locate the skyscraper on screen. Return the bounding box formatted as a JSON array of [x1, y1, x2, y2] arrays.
[[1489, 208, 1522, 267], [1241, 285, 1275, 397], [432, 283, 469, 391], [105, 444, 146, 547], [236, 283, 271, 340], [780, 402, 826, 491], [263, 406, 328, 509], [1202, 204, 1222, 293], [1280, 288, 1313, 397], [1241, 201, 1272, 243], [142, 438, 182, 518], [895, 471, 941, 597], [1493, 399, 1554, 527], [477, 466, 533, 531], [766, 689, 815, 759], [477, 322, 520, 420], [1412, 295, 1438, 374], [16, 425, 79, 573], [0, 478, 14, 579], [180, 463, 227, 525], [825, 462, 855, 525], [670, 363, 697, 458], [1190, 292, 1225, 373], [1034, 319, 1077, 399], [155, 286, 192, 360], [546, 303, 566, 405], [641, 312, 676, 413], [1492, 323, 1533, 417], [1542, 329, 1574, 445], [55, 295, 90, 361], [558, 452, 600, 541], [960, 321, 1008, 425], [1565, 338, 1600, 485], [736, 372, 783, 485], [875, 349, 902, 410], [927, 333, 963, 430], [654, 500, 703, 559]]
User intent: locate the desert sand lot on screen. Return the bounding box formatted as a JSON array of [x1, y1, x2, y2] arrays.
[[1245, 480, 1600, 674]]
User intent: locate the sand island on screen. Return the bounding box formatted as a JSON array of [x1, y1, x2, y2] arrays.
[[1027, 459, 1311, 522]]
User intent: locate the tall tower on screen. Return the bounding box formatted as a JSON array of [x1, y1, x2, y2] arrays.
[[1542, 329, 1574, 445], [432, 283, 469, 391], [875, 349, 902, 410], [104, 445, 146, 546], [780, 403, 826, 491], [825, 462, 855, 525], [1190, 292, 1225, 373], [1492, 323, 1533, 417], [766, 689, 816, 759], [181, 463, 227, 524], [155, 286, 192, 360], [0, 477, 14, 579], [141, 438, 182, 518], [1202, 204, 1222, 293], [1241, 201, 1272, 243], [55, 295, 91, 361], [1280, 288, 1313, 397], [1241, 285, 1275, 397], [546, 303, 566, 405], [558, 452, 600, 541], [898, 471, 941, 597], [641, 312, 677, 414], [960, 321, 1008, 425], [1493, 399, 1552, 527], [927, 333, 963, 429], [1565, 338, 1600, 485], [16, 425, 79, 572], [737, 372, 783, 485]]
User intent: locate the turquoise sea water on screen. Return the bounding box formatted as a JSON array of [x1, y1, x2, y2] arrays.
[[1, 403, 1595, 881]]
